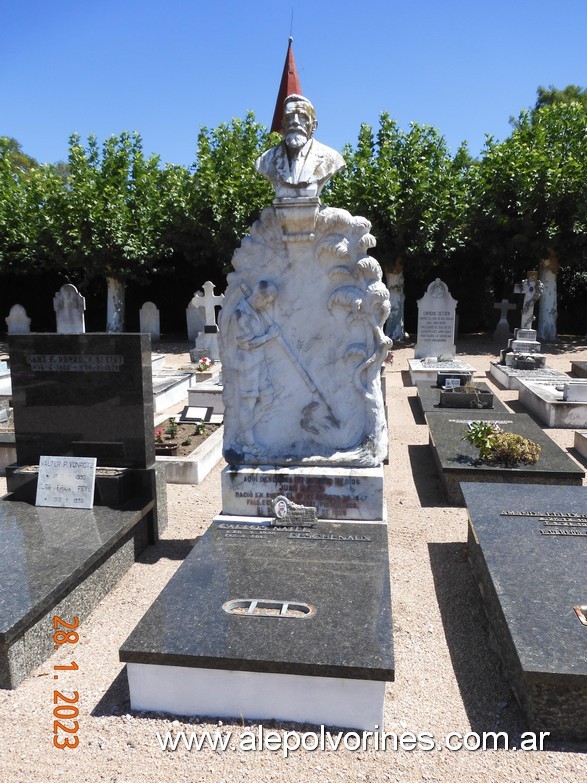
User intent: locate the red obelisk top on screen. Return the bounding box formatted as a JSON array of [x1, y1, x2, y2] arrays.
[[270, 37, 302, 135]]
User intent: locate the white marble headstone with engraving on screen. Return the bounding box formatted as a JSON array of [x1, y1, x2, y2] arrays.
[[54, 284, 85, 334], [414, 279, 457, 359]]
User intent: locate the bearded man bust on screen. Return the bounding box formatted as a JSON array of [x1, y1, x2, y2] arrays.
[[255, 94, 345, 199]]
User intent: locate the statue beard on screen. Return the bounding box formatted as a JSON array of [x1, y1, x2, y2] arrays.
[[285, 132, 308, 154]]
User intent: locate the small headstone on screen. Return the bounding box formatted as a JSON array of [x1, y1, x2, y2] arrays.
[[194, 282, 224, 361], [492, 298, 516, 343], [54, 284, 85, 334], [139, 301, 160, 341], [5, 304, 31, 335], [414, 279, 457, 359]]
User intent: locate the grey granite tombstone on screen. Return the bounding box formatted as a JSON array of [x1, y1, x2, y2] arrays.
[[426, 410, 584, 504], [121, 517, 393, 729], [1, 333, 167, 688], [9, 333, 154, 468], [463, 482, 587, 740]]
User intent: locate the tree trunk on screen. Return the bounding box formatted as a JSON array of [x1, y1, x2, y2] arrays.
[[106, 276, 125, 333], [384, 257, 406, 341], [537, 251, 559, 342]]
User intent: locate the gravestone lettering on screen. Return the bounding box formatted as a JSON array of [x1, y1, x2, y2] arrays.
[[414, 279, 457, 359], [36, 455, 97, 509]]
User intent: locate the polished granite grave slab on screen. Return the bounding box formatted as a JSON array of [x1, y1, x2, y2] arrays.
[[9, 333, 154, 468], [571, 361, 587, 379], [462, 482, 587, 740], [416, 380, 508, 415], [427, 411, 584, 505], [0, 495, 154, 688], [121, 518, 393, 728]]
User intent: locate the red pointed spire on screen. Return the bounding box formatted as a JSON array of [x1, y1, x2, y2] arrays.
[[270, 37, 302, 135]]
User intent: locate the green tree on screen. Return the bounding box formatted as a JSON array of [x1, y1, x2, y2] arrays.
[[190, 112, 277, 273], [47, 131, 178, 331], [0, 136, 38, 173], [326, 114, 471, 339], [471, 102, 587, 339], [534, 84, 587, 113]]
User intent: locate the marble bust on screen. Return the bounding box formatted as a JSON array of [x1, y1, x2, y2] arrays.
[[255, 94, 345, 198]]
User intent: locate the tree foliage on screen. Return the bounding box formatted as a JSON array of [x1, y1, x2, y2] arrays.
[[188, 112, 277, 272], [470, 102, 587, 281], [326, 113, 471, 281]]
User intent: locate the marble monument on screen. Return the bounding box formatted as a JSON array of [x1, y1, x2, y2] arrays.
[[219, 94, 391, 468]]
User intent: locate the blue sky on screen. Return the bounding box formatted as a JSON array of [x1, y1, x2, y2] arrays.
[[2, 0, 586, 167]]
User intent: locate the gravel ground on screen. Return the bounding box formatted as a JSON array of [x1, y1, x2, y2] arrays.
[[0, 334, 586, 782]]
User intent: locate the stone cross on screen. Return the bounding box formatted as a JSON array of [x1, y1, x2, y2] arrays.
[[193, 281, 224, 327], [514, 272, 544, 330], [492, 298, 516, 343]]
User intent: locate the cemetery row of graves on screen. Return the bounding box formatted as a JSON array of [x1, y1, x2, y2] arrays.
[[0, 268, 585, 742]]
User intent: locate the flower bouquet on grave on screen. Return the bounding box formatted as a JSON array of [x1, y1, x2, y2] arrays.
[[195, 356, 213, 372]]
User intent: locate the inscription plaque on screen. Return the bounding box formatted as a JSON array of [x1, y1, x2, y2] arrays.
[[36, 455, 97, 509]]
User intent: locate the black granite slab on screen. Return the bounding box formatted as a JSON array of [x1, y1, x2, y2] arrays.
[[0, 496, 153, 646], [462, 482, 587, 740], [427, 411, 584, 505], [571, 361, 587, 379], [0, 494, 155, 688], [9, 333, 154, 468], [121, 519, 394, 681], [416, 381, 508, 414]]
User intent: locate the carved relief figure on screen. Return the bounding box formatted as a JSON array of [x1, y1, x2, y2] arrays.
[[255, 95, 345, 198], [232, 280, 280, 452]]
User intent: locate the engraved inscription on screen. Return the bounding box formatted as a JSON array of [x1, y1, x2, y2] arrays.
[[232, 474, 368, 518], [500, 510, 587, 539], [26, 354, 124, 373]]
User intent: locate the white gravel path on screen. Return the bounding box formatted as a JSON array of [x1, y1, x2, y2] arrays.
[[0, 335, 586, 782]]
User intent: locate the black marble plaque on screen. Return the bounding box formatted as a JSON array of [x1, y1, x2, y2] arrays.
[[121, 519, 394, 681], [9, 334, 154, 468], [416, 381, 508, 414], [463, 482, 587, 740], [427, 411, 584, 504]]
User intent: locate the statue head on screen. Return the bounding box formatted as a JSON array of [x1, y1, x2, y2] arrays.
[[282, 94, 317, 153], [250, 279, 278, 310]]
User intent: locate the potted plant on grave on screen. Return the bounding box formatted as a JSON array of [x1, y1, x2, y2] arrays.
[[462, 421, 541, 467], [154, 418, 179, 456], [439, 382, 495, 409]]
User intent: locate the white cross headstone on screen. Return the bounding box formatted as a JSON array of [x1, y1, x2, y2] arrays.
[[5, 304, 31, 334], [194, 281, 225, 327], [492, 298, 516, 343], [54, 284, 85, 334]]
